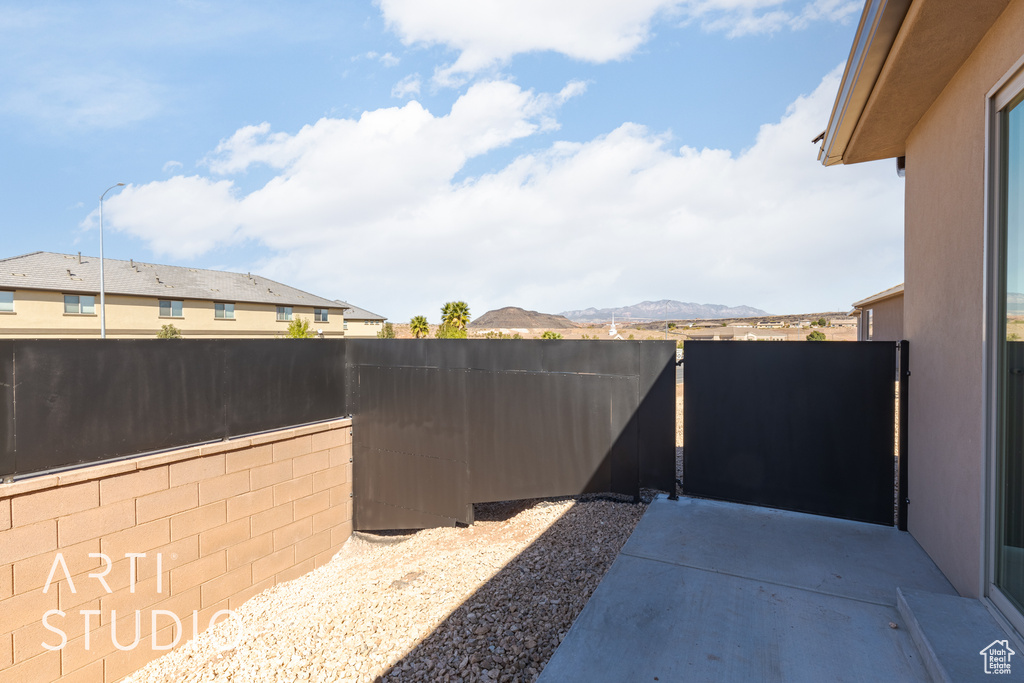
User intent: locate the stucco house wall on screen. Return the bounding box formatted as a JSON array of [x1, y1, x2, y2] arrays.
[[903, 0, 1024, 597]]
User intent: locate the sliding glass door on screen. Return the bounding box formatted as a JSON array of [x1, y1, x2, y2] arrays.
[[995, 88, 1024, 617]]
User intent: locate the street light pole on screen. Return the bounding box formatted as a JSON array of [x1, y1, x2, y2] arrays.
[[99, 183, 125, 339]]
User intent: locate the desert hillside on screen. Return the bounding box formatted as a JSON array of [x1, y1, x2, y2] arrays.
[[469, 306, 577, 329]]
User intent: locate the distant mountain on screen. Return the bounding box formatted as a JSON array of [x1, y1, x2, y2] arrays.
[[560, 300, 769, 322], [470, 306, 578, 329]]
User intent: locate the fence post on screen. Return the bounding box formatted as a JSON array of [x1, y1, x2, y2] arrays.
[[897, 340, 910, 531]]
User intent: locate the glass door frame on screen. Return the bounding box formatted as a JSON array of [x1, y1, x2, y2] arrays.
[[985, 54, 1024, 637]]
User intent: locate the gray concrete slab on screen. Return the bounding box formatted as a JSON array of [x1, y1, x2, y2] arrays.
[[898, 587, 1024, 682], [539, 496, 961, 683], [540, 555, 931, 682], [621, 496, 956, 605]]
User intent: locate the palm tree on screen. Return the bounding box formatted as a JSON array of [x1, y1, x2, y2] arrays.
[[410, 315, 429, 339], [441, 301, 471, 330]]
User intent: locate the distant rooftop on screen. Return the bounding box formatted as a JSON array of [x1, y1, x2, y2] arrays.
[[852, 283, 904, 309], [334, 301, 386, 321], [0, 251, 340, 308]]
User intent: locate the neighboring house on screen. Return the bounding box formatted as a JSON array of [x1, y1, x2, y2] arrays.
[[819, 0, 1024, 636], [0, 251, 346, 338], [687, 327, 786, 341], [686, 330, 735, 341], [851, 283, 904, 341], [755, 321, 784, 329], [334, 301, 387, 338]]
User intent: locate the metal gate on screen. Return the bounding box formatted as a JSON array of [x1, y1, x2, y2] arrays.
[[683, 340, 908, 527], [348, 340, 676, 530]]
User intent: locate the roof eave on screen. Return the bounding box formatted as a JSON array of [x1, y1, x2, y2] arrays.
[[852, 283, 905, 308], [818, 0, 912, 167]]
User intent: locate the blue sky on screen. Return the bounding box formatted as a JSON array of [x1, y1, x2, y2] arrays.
[[0, 0, 903, 321]]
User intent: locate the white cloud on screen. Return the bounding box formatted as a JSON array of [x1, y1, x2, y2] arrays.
[[99, 67, 903, 320], [690, 0, 862, 36], [391, 74, 422, 98], [83, 176, 241, 259], [377, 0, 862, 83], [162, 160, 183, 173], [378, 51, 400, 67], [0, 68, 162, 129]]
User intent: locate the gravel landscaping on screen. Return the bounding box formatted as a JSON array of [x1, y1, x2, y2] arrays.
[[124, 402, 685, 683], [124, 492, 655, 683]]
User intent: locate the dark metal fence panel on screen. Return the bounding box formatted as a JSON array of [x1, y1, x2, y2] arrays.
[[0, 341, 14, 478], [349, 339, 675, 531], [222, 340, 348, 437], [5, 339, 348, 478], [351, 364, 473, 529], [466, 370, 639, 502], [14, 340, 226, 473], [683, 341, 898, 526], [637, 343, 677, 492]]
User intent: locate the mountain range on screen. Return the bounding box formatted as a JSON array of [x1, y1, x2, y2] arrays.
[[559, 299, 769, 322]]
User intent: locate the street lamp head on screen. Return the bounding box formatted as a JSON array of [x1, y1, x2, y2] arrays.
[[101, 183, 126, 200]]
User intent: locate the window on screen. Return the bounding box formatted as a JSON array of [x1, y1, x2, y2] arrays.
[[314, 308, 328, 323], [159, 300, 184, 317], [343, 320, 348, 330], [215, 302, 235, 319], [866, 309, 874, 341], [277, 306, 292, 321], [991, 68, 1024, 628], [64, 294, 95, 315], [0, 290, 12, 313]]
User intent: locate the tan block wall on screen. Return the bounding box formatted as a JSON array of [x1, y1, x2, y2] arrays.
[[0, 289, 345, 339], [0, 418, 353, 682], [903, 0, 1024, 597]]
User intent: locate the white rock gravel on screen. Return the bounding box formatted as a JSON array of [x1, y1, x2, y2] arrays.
[[123, 495, 650, 683]]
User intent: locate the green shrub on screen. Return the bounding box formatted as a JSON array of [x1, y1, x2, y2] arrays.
[[806, 330, 827, 342], [540, 331, 563, 339], [157, 324, 181, 339], [377, 322, 395, 339], [435, 323, 467, 339], [286, 316, 315, 338]]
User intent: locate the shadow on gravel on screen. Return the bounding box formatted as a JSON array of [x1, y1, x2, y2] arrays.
[[374, 494, 647, 683]]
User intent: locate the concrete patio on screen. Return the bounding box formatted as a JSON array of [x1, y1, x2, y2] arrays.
[[540, 496, 1021, 682]]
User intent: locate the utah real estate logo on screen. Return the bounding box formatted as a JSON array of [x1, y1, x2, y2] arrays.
[[980, 639, 1015, 675]]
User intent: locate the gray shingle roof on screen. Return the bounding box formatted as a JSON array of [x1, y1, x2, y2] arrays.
[[0, 252, 340, 308], [334, 300, 386, 321]]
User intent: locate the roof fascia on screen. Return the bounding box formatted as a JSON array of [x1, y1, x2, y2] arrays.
[[851, 283, 905, 308], [818, 0, 911, 166]]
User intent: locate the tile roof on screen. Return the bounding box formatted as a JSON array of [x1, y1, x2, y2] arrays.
[[334, 301, 386, 320], [0, 251, 340, 308]]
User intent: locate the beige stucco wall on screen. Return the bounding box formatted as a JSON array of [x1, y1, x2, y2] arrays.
[[0, 289, 345, 339], [858, 293, 904, 341], [343, 319, 386, 338], [903, 0, 1024, 598]]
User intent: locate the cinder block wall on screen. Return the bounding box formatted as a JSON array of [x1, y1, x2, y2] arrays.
[[0, 418, 353, 683]]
